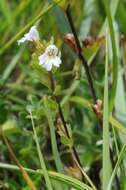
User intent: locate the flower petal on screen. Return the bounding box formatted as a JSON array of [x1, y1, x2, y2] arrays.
[[38, 54, 46, 65], [52, 57, 62, 67], [38, 44, 61, 71], [29, 26, 39, 41], [39, 54, 53, 71], [44, 60, 52, 71], [45, 44, 58, 56], [18, 36, 27, 45], [18, 25, 39, 45]]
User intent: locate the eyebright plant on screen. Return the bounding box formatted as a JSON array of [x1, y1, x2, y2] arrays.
[[18, 24, 97, 190], [18, 25, 62, 72]]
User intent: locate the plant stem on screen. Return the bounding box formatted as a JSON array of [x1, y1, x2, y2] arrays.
[[55, 96, 96, 190], [49, 72, 97, 190], [65, 4, 97, 103], [0, 128, 37, 190], [0, 162, 93, 190], [65, 5, 120, 189]]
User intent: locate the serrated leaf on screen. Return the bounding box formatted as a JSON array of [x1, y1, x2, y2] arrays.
[[61, 135, 73, 147], [34, 107, 46, 117], [19, 146, 32, 156], [67, 125, 72, 139], [43, 97, 58, 111]]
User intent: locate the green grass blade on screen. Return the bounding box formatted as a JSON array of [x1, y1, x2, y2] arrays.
[[61, 80, 79, 107], [104, 0, 118, 112], [107, 144, 126, 190], [69, 96, 91, 109], [112, 127, 119, 158], [0, 163, 93, 190], [121, 38, 126, 83], [29, 110, 53, 190], [109, 116, 126, 135], [79, 0, 94, 39], [43, 96, 63, 173], [0, 0, 12, 24], [0, 0, 32, 46], [103, 33, 111, 190], [1, 48, 23, 84]]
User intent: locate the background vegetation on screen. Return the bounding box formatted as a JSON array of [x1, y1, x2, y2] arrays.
[[0, 0, 126, 189]]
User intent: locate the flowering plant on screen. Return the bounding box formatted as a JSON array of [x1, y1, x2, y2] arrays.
[[18, 26, 62, 72]]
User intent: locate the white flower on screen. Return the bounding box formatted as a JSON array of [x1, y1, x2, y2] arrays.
[[38, 44, 62, 71], [18, 25, 39, 45]]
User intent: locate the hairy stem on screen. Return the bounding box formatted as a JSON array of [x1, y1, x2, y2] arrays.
[[65, 4, 120, 190], [49, 72, 97, 190], [66, 4, 97, 103]]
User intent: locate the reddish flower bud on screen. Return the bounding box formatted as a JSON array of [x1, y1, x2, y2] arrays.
[[82, 35, 105, 48], [64, 33, 78, 52]]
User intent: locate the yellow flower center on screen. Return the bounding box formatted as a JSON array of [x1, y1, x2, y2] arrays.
[[47, 49, 56, 57]]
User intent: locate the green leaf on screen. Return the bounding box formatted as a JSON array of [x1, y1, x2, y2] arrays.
[[1, 120, 21, 135], [44, 97, 58, 111], [60, 135, 73, 147], [70, 96, 91, 109], [43, 96, 63, 173], [53, 85, 61, 96], [109, 116, 126, 135], [104, 0, 118, 112], [61, 80, 80, 107], [115, 38, 126, 123], [82, 42, 103, 61], [57, 123, 73, 147], [103, 34, 111, 190], [31, 54, 51, 89]]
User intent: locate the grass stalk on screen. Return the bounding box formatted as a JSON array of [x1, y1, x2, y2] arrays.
[[107, 144, 126, 190], [104, 0, 118, 112], [0, 129, 37, 190], [43, 96, 63, 173], [103, 34, 111, 190], [29, 110, 53, 190], [0, 162, 93, 190]]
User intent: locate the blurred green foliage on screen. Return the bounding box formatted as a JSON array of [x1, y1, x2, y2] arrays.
[[0, 0, 126, 189]]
